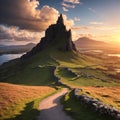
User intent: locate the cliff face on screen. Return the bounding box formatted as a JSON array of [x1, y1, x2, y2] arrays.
[[22, 14, 77, 58]]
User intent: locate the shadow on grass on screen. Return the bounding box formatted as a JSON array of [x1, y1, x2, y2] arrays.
[[62, 91, 116, 120], [6, 101, 39, 120]]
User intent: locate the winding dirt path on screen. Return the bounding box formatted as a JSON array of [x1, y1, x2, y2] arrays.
[[37, 88, 73, 120]]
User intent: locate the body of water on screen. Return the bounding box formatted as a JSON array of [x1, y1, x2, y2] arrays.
[[0, 53, 25, 65]]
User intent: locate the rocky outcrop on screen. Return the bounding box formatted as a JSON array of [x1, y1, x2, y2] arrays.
[[74, 88, 120, 120], [22, 14, 77, 58]]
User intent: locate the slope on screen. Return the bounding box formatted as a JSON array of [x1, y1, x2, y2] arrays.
[[0, 14, 119, 87]]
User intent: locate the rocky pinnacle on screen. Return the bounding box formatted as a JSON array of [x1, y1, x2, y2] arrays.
[[22, 14, 77, 58]]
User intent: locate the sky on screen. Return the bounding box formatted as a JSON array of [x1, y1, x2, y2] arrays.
[[0, 0, 120, 45]]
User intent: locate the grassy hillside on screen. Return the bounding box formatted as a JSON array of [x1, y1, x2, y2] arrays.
[[56, 66, 119, 87], [81, 86, 120, 110], [0, 49, 120, 87], [0, 48, 120, 120], [0, 49, 59, 85], [0, 83, 55, 120], [1, 12, 120, 120]]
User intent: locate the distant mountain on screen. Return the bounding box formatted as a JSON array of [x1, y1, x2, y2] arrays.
[[0, 43, 36, 49], [0, 43, 36, 54], [74, 37, 109, 49]]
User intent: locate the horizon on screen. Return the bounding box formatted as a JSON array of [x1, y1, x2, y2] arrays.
[[0, 0, 120, 46], [1, 1, 120, 119]]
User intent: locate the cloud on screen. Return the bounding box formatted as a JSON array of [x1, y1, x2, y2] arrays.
[[62, 2, 75, 8], [0, 14, 75, 44], [63, 0, 80, 4], [72, 26, 90, 30], [62, 7, 69, 12], [88, 8, 96, 13], [0, 0, 75, 45], [0, 25, 44, 44], [70, 31, 95, 41], [74, 17, 80, 22], [0, 0, 59, 31], [62, 14, 74, 29], [0, 0, 74, 31], [90, 21, 103, 25], [72, 24, 120, 43], [0, 13, 75, 44], [62, 0, 80, 12], [72, 25, 120, 31], [78, 33, 95, 38]]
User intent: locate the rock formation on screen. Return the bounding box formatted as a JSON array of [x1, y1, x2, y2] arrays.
[[22, 14, 77, 58]]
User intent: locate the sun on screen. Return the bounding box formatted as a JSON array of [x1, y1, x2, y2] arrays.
[[114, 34, 120, 42]]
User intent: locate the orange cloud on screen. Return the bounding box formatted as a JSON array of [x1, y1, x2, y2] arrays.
[[90, 21, 103, 25], [62, 14, 74, 30], [0, 25, 43, 44], [0, 0, 74, 31], [0, 0, 59, 31], [0, 0, 75, 45]]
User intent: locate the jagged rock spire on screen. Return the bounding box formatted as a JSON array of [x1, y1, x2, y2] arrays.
[[22, 14, 77, 58], [57, 14, 64, 24]]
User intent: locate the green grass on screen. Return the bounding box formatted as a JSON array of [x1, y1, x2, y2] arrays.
[[0, 65, 58, 85], [0, 83, 57, 120], [56, 66, 119, 87], [4, 93, 58, 120], [0, 48, 120, 87], [5, 100, 40, 120], [0, 49, 60, 85], [0, 47, 120, 120], [61, 90, 116, 120], [81, 86, 120, 110], [57, 67, 77, 78], [4, 87, 61, 120], [60, 77, 119, 87]]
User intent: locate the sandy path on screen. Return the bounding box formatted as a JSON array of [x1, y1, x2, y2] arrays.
[[37, 88, 73, 120]]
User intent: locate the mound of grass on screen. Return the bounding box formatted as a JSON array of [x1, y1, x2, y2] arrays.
[[0, 83, 56, 120], [61, 90, 115, 120]]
